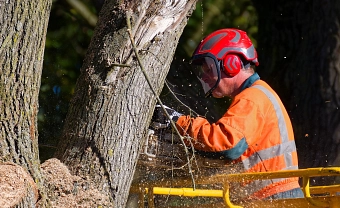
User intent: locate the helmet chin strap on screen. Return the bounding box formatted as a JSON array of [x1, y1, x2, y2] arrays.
[[205, 84, 218, 98]]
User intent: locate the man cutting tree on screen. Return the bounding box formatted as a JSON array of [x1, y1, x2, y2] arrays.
[[152, 28, 303, 200]]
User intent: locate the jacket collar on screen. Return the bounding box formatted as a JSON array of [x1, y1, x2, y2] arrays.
[[240, 72, 260, 91]]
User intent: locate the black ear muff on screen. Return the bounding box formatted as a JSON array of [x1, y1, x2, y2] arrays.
[[222, 54, 243, 77]]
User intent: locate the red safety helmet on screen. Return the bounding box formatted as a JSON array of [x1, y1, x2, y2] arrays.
[[191, 28, 259, 97]]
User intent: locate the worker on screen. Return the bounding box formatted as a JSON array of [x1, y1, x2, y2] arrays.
[[152, 28, 304, 200]]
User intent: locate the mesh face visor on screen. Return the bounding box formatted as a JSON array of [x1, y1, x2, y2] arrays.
[[191, 55, 221, 97]]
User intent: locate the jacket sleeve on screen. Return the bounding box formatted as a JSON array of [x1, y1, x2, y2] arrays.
[[176, 97, 263, 160]]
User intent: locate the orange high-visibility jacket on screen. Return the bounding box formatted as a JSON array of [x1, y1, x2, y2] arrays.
[[176, 73, 300, 199]]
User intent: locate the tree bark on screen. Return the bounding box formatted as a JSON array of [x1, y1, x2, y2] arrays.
[[253, 0, 340, 178], [0, 0, 52, 206], [55, 0, 197, 207]]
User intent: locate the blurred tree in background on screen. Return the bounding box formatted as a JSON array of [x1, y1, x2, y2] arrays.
[[38, 0, 257, 160], [252, 1, 340, 178]]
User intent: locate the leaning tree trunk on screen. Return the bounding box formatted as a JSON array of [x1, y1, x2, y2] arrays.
[[0, 0, 52, 206], [253, 0, 340, 180], [55, 0, 197, 207]]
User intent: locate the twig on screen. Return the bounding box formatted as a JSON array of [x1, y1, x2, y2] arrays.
[[164, 80, 200, 117], [110, 63, 131, 68], [139, 48, 201, 117], [126, 10, 196, 190]]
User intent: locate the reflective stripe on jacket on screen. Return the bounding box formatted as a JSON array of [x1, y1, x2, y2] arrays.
[[176, 73, 300, 199]]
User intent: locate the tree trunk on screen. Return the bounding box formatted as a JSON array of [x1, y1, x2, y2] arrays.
[[253, 0, 340, 178], [0, 0, 52, 206], [55, 0, 197, 207]]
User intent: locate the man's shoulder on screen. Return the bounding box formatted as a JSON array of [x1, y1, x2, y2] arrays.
[[237, 80, 279, 104]]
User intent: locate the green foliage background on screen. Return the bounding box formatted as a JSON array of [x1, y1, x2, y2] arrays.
[[39, 0, 257, 160], [39, 0, 96, 159]]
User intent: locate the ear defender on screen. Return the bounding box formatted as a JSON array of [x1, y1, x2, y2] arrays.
[[222, 54, 243, 77]]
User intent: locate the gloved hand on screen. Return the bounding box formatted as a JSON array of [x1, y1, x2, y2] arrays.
[[151, 105, 183, 129]]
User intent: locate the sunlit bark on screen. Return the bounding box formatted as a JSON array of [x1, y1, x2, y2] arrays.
[[55, 0, 198, 206]]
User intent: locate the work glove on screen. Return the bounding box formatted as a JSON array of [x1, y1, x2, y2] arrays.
[[151, 105, 183, 129]]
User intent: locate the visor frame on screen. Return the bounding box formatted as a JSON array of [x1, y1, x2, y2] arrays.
[[191, 53, 222, 97]]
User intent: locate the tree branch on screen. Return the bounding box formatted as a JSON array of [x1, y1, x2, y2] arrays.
[[66, 0, 98, 27]]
